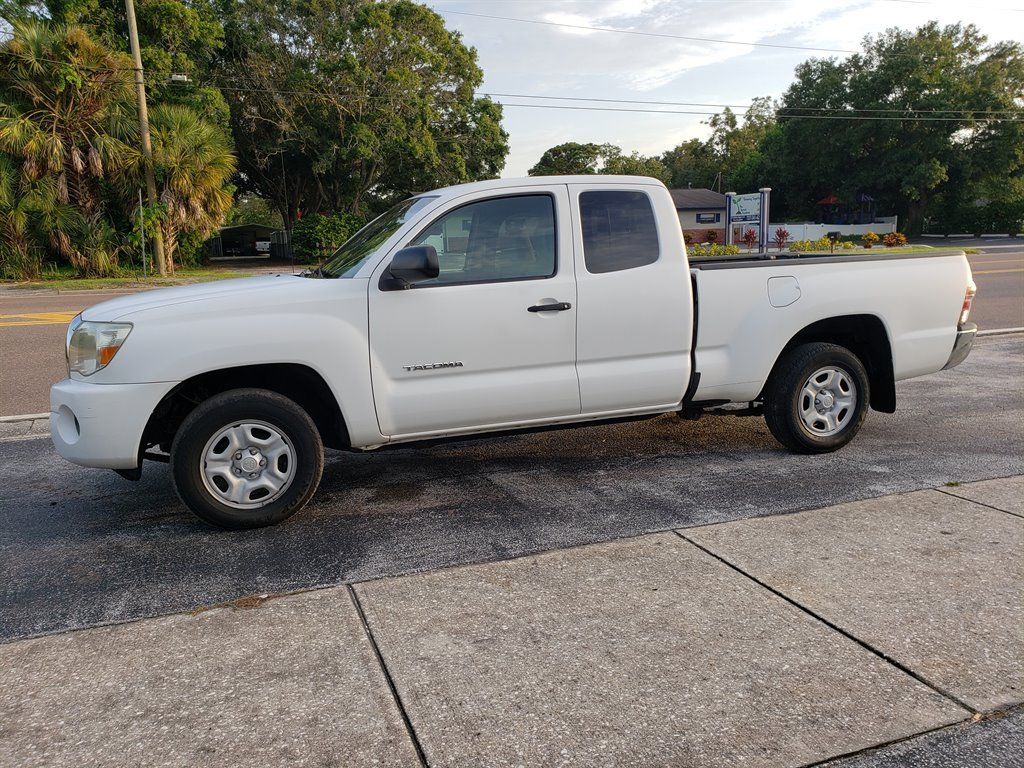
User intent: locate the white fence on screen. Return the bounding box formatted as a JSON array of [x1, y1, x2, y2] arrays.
[[768, 216, 897, 243]]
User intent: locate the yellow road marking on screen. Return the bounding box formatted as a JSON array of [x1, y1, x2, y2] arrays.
[[973, 268, 1024, 275], [0, 311, 79, 328]]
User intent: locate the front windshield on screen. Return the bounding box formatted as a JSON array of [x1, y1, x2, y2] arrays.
[[315, 196, 438, 278]]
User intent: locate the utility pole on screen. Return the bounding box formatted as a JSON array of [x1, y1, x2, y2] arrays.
[[125, 0, 167, 276]]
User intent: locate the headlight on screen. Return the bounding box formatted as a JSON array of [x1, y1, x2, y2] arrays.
[[67, 318, 133, 376]]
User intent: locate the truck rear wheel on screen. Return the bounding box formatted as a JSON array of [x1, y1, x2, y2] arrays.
[[763, 342, 869, 454], [170, 388, 324, 529]]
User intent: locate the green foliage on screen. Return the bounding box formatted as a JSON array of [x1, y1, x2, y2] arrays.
[[42, 0, 231, 130], [530, 142, 669, 181], [788, 236, 842, 252], [662, 98, 776, 193], [0, 20, 137, 276], [217, 0, 509, 224], [291, 212, 366, 263], [529, 143, 617, 176], [688, 243, 741, 259], [0, 20, 237, 277], [226, 196, 284, 229], [767, 23, 1024, 234]]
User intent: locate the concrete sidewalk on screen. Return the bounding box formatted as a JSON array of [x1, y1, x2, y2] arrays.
[[2, 478, 1022, 767]]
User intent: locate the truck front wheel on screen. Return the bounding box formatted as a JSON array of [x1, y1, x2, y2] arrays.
[[763, 342, 870, 454], [170, 388, 324, 529]]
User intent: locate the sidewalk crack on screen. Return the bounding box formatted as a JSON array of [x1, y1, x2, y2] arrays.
[[346, 584, 430, 767], [935, 487, 1024, 520], [674, 531, 979, 716]]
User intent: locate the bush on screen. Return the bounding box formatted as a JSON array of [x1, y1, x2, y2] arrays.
[[689, 243, 741, 259], [773, 227, 790, 251], [742, 228, 758, 251], [882, 231, 908, 247], [789, 239, 813, 252], [841, 240, 855, 250], [861, 231, 880, 248], [291, 212, 365, 263], [705, 229, 719, 244], [683, 231, 695, 246]]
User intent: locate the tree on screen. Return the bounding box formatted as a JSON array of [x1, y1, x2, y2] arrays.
[[216, 0, 509, 227], [768, 23, 1024, 234], [145, 104, 236, 269], [0, 20, 137, 274], [40, 0, 231, 129], [662, 99, 776, 192], [528, 142, 617, 176], [225, 195, 284, 229], [528, 142, 668, 181], [602, 151, 670, 183]]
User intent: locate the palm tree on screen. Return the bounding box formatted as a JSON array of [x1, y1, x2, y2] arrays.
[[118, 105, 236, 271], [0, 153, 84, 279], [0, 20, 137, 275]]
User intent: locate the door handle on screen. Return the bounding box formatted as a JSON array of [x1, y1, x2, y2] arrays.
[[527, 302, 572, 313]]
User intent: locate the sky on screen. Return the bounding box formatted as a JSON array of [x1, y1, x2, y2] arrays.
[[425, 0, 1024, 177]]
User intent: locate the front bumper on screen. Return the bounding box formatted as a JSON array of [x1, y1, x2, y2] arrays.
[[943, 322, 977, 370], [50, 379, 175, 469]]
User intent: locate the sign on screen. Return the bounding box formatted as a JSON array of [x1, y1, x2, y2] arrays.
[[725, 188, 771, 253], [730, 193, 761, 222], [256, 240, 271, 253]]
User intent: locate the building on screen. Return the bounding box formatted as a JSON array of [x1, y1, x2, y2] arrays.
[[206, 224, 289, 261], [669, 188, 728, 244]]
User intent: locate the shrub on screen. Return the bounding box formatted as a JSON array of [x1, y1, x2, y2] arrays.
[[882, 231, 908, 248], [689, 243, 742, 259], [841, 240, 855, 250], [861, 231, 879, 248], [705, 229, 719, 244], [773, 227, 790, 251], [789, 239, 813, 252], [683, 231, 695, 246], [813, 235, 833, 251], [291, 212, 365, 263], [742, 228, 758, 251]]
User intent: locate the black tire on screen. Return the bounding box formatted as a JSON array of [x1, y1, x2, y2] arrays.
[[763, 342, 870, 454], [170, 388, 323, 529]]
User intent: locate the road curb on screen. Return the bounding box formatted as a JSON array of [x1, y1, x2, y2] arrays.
[[977, 327, 1024, 337], [0, 412, 50, 441]]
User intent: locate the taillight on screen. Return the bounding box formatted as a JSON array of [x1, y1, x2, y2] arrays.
[[960, 280, 977, 326]]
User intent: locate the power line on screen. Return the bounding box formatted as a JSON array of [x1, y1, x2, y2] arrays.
[[166, 80, 1021, 121], [495, 101, 1023, 121], [480, 91, 1024, 116], [440, 9, 859, 55]]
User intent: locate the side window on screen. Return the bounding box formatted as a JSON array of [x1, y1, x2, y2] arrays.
[[580, 190, 660, 274], [412, 195, 556, 286]]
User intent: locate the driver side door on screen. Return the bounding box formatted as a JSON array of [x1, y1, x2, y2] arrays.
[[368, 186, 580, 438]]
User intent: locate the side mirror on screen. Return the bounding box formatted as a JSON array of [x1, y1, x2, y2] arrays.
[[382, 245, 439, 290]]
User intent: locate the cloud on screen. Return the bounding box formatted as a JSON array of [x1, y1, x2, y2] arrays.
[[429, 0, 1024, 176]]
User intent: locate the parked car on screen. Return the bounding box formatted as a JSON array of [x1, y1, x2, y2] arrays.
[[52, 176, 977, 528]]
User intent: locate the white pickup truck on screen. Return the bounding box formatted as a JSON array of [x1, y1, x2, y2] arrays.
[[52, 176, 977, 528]]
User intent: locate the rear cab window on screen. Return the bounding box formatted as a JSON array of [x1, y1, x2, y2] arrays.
[[579, 190, 660, 274]]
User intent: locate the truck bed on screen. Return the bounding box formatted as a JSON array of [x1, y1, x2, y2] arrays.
[[689, 249, 972, 405]]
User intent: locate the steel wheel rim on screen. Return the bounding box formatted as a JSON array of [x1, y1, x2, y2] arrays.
[[200, 420, 296, 509], [799, 366, 857, 437]]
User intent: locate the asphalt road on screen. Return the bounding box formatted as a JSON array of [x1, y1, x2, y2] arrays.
[[0, 289, 137, 417], [1, 334, 1020, 644], [1, 244, 1020, 417]]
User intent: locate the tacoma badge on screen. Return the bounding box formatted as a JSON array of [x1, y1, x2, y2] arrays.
[[402, 361, 464, 372]]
